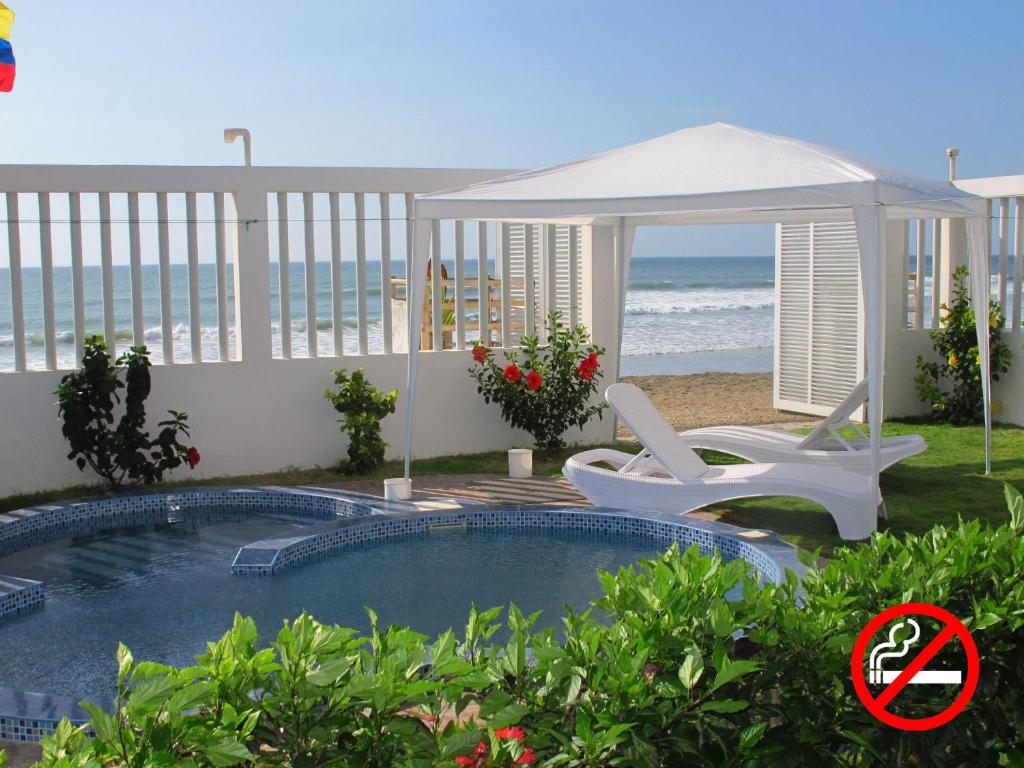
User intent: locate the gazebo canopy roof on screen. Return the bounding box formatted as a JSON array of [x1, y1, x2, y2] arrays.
[[416, 122, 984, 225]]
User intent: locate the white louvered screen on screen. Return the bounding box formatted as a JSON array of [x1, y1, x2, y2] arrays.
[[551, 224, 583, 326], [504, 223, 582, 343], [774, 222, 865, 420]]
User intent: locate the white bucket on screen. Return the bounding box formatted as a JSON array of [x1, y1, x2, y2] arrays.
[[383, 477, 412, 501], [508, 448, 533, 479]]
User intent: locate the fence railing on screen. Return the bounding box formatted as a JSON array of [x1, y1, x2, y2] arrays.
[[0, 165, 600, 373], [902, 176, 1023, 332]]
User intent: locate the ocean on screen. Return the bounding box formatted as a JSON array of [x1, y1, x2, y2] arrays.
[[0, 256, 776, 374]]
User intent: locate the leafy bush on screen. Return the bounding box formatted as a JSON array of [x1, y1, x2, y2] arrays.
[[55, 337, 199, 490], [38, 487, 1024, 766], [469, 311, 606, 453], [324, 368, 398, 474], [915, 266, 1012, 424]]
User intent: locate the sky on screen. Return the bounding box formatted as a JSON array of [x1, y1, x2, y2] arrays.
[[2, 0, 1023, 259]]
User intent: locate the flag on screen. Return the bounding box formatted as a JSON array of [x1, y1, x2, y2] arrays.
[[0, 2, 14, 93]]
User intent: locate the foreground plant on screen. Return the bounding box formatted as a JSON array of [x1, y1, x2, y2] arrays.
[[470, 311, 606, 453], [38, 486, 1024, 766], [915, 265, 1012, 424], [324, 367, 398, 474], [55, 337, 199, 490]]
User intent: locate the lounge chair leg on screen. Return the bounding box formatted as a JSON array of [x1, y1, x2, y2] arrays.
[[877, 500, 888, 520]]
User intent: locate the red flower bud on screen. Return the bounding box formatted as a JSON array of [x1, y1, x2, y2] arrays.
[[504, 364, 522, 383], [515, 747, 536, 765], [472, 345, 489, 364]]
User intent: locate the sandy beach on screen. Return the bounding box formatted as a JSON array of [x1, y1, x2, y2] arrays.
[[617, 372, 809, 439]]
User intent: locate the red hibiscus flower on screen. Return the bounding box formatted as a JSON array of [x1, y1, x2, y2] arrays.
[[472, 345, 489, 364], [515, 747, 536, 765], [585, 352, 599, 368], [495, 726, 526, 741], [525, 370, 543, 391], [504, 364, 522, 383], [473, 740, 489, 757], [453, 758, 477, 767], [185, 446, 201, 469], [576, 362, 594, 381]]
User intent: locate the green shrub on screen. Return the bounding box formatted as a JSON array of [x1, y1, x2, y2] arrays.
[[37, 487, 1024, 766], [324, 368, 398, 475], [915, 265, 1012, 424], [55, 337, 199, 490], [469, 311, 606, 453]]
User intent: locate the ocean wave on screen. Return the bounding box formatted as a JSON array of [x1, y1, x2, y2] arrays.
[[625, 288, 774, 316]]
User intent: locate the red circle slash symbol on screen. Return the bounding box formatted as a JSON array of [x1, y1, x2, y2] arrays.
[[851, 602, 979, 731]]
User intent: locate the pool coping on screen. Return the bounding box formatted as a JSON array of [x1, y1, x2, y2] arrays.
[[0, 484, 806, 742]]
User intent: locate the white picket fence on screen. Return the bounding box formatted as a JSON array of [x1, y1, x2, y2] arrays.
[[903, 177, 1024, 332], [0, 165, 588, 374]]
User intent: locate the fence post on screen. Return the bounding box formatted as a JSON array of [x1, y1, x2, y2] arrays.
[[231, 187, 274, 365]]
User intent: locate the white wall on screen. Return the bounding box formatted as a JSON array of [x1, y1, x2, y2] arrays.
[[0, 350, 616, 499]]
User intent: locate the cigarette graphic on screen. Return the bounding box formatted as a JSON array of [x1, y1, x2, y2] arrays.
[[868, 618, 962, 685]]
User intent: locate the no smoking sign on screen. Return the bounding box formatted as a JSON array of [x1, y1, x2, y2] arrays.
[[851, 602, 979, 731]]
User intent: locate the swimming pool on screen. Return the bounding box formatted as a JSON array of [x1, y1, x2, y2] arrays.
[[0, 487, 802, 741]]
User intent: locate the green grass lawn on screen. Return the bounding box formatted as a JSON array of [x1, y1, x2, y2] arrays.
[[705, 420, 1024, 552], [2, 421, 1021, 555]]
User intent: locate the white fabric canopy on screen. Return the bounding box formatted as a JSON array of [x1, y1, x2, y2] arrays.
[[404, 123, 992, 507]]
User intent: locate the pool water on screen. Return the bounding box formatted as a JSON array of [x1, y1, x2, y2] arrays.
[[0, 511, 665, 705]]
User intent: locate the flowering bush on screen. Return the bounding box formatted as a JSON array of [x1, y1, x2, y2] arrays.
[[455, 727, 535, 766], [55, 337, 199, 490], [915, 266, 1012, 424], [324, 368, 398, 474], [469, 312, 606, 452]]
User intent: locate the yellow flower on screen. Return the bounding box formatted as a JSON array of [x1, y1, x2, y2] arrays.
[[948, 354, 958, 367]]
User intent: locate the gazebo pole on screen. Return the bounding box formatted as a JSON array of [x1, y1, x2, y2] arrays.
[[853, 204, 886, 513], [612, 217, 636, 444], [403, 216, 433, 481]]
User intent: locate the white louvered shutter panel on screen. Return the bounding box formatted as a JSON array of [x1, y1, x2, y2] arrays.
[[774, 222, 865, 419], [550, 225, 583, 326]]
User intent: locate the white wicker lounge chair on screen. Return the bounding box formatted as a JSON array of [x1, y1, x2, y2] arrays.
[[680, 380, 925, 474], [563, 383, 879, 540]]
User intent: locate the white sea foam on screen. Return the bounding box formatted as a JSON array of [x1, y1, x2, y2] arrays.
[[625, 288, 774, 316]]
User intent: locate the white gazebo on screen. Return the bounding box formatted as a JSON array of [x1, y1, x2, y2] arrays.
[[402, 123, 993, 513]]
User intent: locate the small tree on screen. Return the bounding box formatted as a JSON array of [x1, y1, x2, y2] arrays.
[[470, 311, 606, 453], [915, 265, 1012, 424], [55, 337, 199, 490], [324, 368, 397, 475]]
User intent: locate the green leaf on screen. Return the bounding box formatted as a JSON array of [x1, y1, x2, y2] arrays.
[[444, 730, 486, 757], [711, 659, 761, 691], [699, 698, 748, 714], [678, 651, 704, 691], [203, 737, 252, 767]]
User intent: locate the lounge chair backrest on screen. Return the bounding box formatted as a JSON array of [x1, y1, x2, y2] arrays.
[[798, 379, 869, 449], [606, 383, 708, 481]]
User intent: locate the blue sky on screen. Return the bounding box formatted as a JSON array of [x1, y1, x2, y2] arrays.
[[3, 0, 1022, 257]]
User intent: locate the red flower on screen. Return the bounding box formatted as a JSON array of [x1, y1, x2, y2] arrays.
[[525, 370, 543, 391], [472, 345, 489, 364], [504, 364, 522, 383], [495, 726, 526, 741], [585, 352, 599, 368], [454, 758, 477, 767], [576, 362, 594, 381], [185, 446, 201, 469], [515, 747, 536, 765], [473, 740, 489, 756]]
